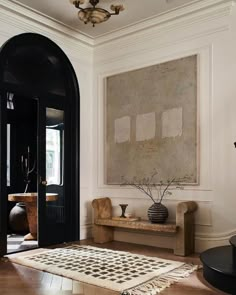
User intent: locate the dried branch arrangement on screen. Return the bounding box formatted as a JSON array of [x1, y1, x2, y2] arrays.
[[121, 170, 190, 204]]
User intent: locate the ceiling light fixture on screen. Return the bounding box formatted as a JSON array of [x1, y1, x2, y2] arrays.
[[70, 0, 124, 27]]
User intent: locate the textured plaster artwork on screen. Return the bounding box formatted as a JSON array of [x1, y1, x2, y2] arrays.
[[106, 55, 198, 184]]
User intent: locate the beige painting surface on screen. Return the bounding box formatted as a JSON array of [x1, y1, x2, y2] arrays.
[[106, 55, 197, 184]]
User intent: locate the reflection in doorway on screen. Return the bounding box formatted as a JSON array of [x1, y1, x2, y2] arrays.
[[7, 93, 38, 253]]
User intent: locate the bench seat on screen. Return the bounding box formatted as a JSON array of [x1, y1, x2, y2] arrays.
[[95, 218, 177, 233], [92, 197, 197, 256]]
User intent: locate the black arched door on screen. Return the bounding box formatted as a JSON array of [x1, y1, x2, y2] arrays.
[[0, 33, 80, 256]]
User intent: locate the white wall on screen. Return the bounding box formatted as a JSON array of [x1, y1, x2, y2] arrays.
[[2, 0, 236, 253], [92, 0, 236, 252], [0, 1, 94, 240]]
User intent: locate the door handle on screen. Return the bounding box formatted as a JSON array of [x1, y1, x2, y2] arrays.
[[41, 180, 47, 186]]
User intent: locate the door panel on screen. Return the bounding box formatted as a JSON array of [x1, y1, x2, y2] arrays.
[[38, 101, 71, 246], [46, 112, 65, 226], [0, 92, 7, 256]]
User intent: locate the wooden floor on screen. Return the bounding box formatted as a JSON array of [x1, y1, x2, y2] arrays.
[[0, 239, 228, 295]]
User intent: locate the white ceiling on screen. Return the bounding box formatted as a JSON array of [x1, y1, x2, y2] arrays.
[[12, 0, 197, 38]]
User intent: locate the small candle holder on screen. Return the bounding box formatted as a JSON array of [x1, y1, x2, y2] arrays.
[[119, 204, 128, 218]]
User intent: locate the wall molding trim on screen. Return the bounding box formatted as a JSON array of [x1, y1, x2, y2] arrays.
[[95, 45, 213, 198], [0, 0, 234, 49], [94, 0, 235, 46], [106, 195, 213, 203], [195, 229, 236, 252], [196, 229, 236, 240], [94, 25, 229, 65]]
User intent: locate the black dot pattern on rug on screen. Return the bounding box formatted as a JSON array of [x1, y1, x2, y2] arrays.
[[25, 245, 173, 283]]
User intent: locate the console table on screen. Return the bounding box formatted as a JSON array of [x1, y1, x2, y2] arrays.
[[92, 197, 197, 256], [8, 192, 58, 240]]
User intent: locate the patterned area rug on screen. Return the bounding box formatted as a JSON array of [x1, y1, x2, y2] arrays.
[[9, 245, 198, 295]]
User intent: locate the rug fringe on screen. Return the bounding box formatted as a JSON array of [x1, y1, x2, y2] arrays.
[[121, 264, 199, 295]]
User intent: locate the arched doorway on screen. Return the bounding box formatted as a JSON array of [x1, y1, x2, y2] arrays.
[[0, 33, 80, 256]]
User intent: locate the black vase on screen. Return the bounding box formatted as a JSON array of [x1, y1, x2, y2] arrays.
[[148, 202, 168, 224]]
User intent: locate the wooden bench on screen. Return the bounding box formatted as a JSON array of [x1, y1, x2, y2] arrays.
[[92, 197, 198, 256]]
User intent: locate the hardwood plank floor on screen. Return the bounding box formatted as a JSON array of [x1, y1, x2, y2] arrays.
[[0, 239, 228, 295]]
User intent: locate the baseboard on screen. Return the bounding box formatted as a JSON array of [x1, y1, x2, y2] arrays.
[[113, 229, 232, 253], [114, 229, 233, 253], [80, 224, 93, 240]]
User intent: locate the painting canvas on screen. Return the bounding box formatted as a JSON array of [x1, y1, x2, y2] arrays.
[[106, 55, 198, 184]]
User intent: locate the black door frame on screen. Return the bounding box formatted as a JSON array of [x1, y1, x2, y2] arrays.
[[0, 91, 7, 255], [0, 33, 80, 255]]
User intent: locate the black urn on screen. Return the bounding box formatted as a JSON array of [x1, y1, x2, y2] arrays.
[[9, 202, 29, 233]]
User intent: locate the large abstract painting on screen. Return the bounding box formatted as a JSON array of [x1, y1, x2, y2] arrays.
[[106, 55, 198, 184]]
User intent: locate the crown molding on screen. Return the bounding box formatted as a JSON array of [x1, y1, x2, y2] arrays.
[[0, 0, 94, 65], [0, 0, 94, 47], [0, 0, 234, 50], [94, 0, 235, 46]]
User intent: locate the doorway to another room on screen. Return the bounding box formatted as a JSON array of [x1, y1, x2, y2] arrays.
[[7, 94, 38, 253], [0, 33, 80, 256]]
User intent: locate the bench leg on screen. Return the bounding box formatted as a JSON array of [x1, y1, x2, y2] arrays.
[[174, 213, 195, 256], [93, 224, 114, 243]]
